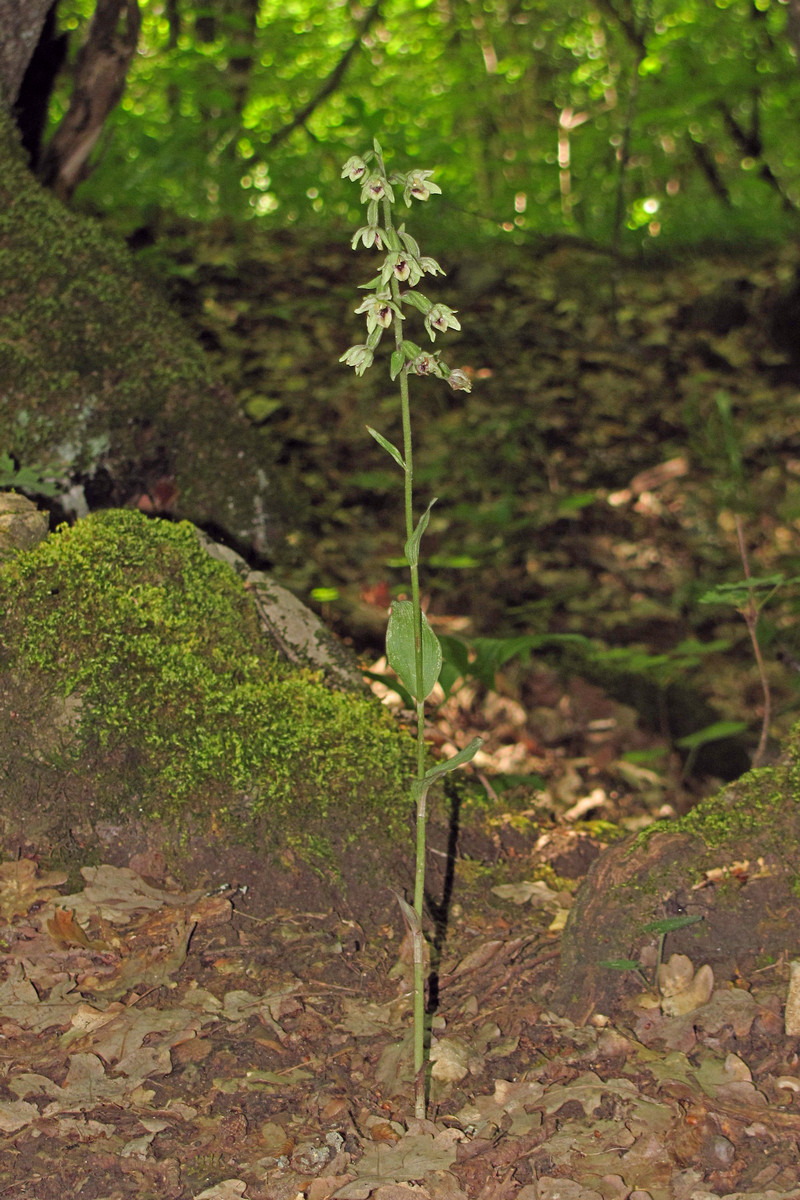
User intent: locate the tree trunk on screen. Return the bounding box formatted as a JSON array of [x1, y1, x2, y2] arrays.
[[15, 3, 69, 169], [0, 0, 53, 106], [38, 0, 141, 200]]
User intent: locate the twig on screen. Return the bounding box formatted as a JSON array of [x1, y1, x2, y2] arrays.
[[265, 1, 381, 150]]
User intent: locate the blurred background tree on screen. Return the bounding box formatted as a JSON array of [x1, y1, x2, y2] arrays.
[[9, 0, 800, 251]]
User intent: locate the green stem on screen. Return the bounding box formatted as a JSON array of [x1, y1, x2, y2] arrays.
[[735, 514, 771, 767], [383, 187, 428, 1119]]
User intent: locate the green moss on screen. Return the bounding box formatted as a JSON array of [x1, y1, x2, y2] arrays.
[[0, 509, 413, 863], [631, 749, 799, 855], [0, 111, 207, 470], [0, 110, 266, 539], [669, 761, 792, 851]]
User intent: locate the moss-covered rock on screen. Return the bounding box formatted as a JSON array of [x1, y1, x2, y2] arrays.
[[0, 492, 48, 560], [0, 509, 414, 903], [0, 108, 271, 548], [555, 736, 800, 1021]]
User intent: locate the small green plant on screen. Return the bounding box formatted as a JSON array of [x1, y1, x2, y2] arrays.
[[601, 913, 704, 996], [699, 562, 800, 767], [694, 393, 800, 766], [340, 141, 481, 1117], [0, 452, 58, 497]]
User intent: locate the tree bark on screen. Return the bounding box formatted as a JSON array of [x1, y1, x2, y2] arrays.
[[15, 3, 69, 169], [38, 0, 141, 200], [789, 0, 800, 69], [0, 0, 53, 107]]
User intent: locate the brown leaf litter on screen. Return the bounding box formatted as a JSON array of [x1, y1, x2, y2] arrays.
[[0, 853, 799, 1199]]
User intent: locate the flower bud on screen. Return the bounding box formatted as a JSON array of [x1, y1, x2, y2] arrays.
[[446, 368, 472, 393], [339, 344, 374, 375]]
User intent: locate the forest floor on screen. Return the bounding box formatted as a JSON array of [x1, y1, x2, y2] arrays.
[[3, 798, 800, 1200], [6, 228, 800, 1198]]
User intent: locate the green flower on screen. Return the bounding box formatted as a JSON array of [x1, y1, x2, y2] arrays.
[[380, 251, 423, 287], [411, 352, 445, 378], [351, 225, 385, 250], [424, 303, 461, 341], [339, 344, 374, 375], [446, 367, 472, 393], [355, 293, 404, 334], [360, 173, 395, 204], [403, 170, 442, 205], [419, 255, 444, 276], [342, 156, 368, 181]]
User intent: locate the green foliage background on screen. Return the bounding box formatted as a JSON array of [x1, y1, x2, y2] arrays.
[[54, 0, 800, 248]]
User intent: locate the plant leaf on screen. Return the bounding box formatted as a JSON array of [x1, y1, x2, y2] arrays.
[[386, 600, 441, 701], [675, 721, 747, 751], [699, 574, 787, 605], [366, 426, 405, 470], [391, 889, 421, 935], [402, 291, 432, 314], [390, 350, 405, 381], [422, 736, 483, 784], [641, 914, 704, 935], [404, 499, 436, 568]]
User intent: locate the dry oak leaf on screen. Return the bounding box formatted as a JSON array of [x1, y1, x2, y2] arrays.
[[0, 859, 67, 920], [47, 906, 98, 949]]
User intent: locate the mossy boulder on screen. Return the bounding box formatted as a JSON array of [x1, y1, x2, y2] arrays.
[[0, 491, 48, 560], [0, 508, 414, 915], [555, 738, 800, 1022], [0, 108, 271, 549]]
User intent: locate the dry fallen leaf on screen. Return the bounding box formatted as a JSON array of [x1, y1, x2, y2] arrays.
[[0, 859, 67, 920], [46, 906, 97, 950], [658, 955, 714, 1016]]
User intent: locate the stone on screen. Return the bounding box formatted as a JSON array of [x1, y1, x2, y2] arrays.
[[0, 492, 48, 560]]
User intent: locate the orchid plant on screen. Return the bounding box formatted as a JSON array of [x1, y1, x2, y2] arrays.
[[340, 141, 481, 1118]]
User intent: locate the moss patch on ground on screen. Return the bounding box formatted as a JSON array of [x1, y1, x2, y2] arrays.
[[0, 509, 413, 879]]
